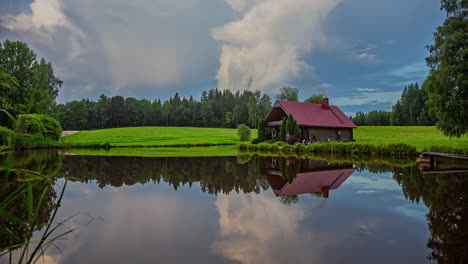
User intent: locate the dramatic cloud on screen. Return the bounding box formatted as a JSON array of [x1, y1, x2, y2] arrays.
[[213, 0, 341, 93], [0, 0, 87, 60], [0, 0, 228, 99]]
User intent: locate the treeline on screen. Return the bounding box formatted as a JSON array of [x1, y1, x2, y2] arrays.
[[351, 83, 437, 126], [390, 83, 436, 126], [52, 90, 272, 130], [351, 111, 391, 126]]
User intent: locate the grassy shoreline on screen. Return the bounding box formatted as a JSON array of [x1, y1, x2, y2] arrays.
[[237, 141, 467, 156], [2, 126, 466, 156]]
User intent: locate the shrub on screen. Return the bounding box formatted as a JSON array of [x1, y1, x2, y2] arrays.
[[39, 115, 62, 141], [17, 114, 45, 137], [237, 124, 251, 142], [251, 138, 260, 144], [257, 143, 272, 151], [16, 114, 62, 141], [0, 126, 14, 146]]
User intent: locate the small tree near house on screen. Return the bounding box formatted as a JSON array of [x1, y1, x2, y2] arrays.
[[280, 114, 301, 143]]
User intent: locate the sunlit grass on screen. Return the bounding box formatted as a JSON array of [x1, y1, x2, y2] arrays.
[[61, 127, 258, 147], [354, 126, 468, 151]]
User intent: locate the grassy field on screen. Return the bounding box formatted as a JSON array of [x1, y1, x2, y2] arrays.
[[61, 126, 257, 147], [61, 126, 467, 151], [354, 126, 468, 151]]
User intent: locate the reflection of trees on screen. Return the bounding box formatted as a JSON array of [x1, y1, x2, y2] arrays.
[[0, 151, 60, 251], [393, 167, 468, 263], [58, 156, 270, 195]]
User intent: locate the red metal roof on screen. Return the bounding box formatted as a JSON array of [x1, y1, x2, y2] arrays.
[[270, 168, 356, 197], [273, 100, 357, 128]]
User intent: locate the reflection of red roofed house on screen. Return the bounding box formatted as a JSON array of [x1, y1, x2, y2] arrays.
[[264, 99, 357, 142], [266, 168, 356, 198]]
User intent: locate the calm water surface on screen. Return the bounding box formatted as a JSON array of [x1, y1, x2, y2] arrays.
[[1, 151, 467, 264]]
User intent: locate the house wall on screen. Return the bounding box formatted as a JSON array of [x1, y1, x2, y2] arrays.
[[303, 127, 353, 142]]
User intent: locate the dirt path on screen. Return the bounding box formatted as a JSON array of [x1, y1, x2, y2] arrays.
[[61, 130, 80, 137]]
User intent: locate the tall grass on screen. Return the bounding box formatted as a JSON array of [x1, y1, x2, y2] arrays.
[[237, 141, 419, 157], [0, 149, 95, 263]]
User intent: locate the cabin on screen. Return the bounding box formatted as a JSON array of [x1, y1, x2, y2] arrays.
[[264, 98, 357, 142]]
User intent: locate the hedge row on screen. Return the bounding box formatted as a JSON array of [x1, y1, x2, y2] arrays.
[[237, 141, 418, 157]]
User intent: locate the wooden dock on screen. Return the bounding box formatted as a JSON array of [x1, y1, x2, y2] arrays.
[[420, 152, 468, 174]]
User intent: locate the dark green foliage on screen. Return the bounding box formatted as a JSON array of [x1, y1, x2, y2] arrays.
[[52, 89, 272, 130], [17, 114, 45, 137], [0, 40, 61, 118], [16, 114, 62, 140], [257, 118, 267, 142], [39, 115, 63, 141], [353, 110, 391, 126], [391, 83, 436, 126], [0, 126, 14, 146], [277, 86, 299, 101], [279, 117, 286, 141], [237, 124, 251, 141], [279, 114, 301, 141], [251, 138, 260, 144], [424, 1, 467, 137]]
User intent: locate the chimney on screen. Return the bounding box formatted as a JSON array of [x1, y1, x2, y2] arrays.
[[322, 98, 329, 109]]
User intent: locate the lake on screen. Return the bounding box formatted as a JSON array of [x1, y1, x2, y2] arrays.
[[1, 150, 466, 263]]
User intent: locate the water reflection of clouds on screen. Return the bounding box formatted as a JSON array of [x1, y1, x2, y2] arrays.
[[345, 174, 401, 192], [212, 192, 326, 264]]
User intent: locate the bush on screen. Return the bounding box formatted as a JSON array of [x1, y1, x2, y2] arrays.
[[237, 124, 251, 142], [16, 114, 45, 137], [16, 114, 62, 141], [39, 115, 62, 141], [0, 126, 14, 146], [251, 138, 260, 144]]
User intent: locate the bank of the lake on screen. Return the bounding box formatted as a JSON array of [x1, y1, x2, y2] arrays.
[[60, 126, 468, 152]]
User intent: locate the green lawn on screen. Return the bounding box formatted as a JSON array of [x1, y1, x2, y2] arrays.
[[354, 126, 468, 151], [61, 126, 467, 152], [61, 126, 257, 147]]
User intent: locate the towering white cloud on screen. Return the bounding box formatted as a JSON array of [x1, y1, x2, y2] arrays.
[[213, 0, 341, 93], [1, 0, 87, 60]]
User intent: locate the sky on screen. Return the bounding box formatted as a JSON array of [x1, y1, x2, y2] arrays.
[[0, 0, 445, 113]]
